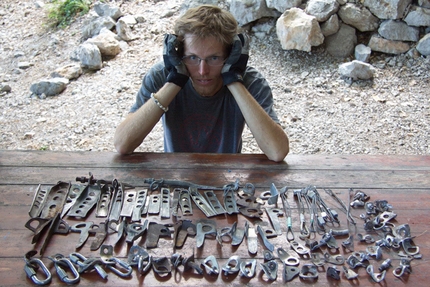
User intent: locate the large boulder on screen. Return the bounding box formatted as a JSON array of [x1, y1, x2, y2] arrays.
[[276, 8, 324, 52], [266, 0, 302, 13], [404, 5, 430, 27], [338, 3, 379, 32], [30, 78, 69, 96], [86, 30, 121, 56], [416, 33, 430, 55], [94, 1, 123, 20], [305, 0, 339, 22], [325, 23, 357, 57], [378, 20, 420, 42], [78, 43, 103, 70], [50, 64, 82, 80], [368, 34, 410, 54], [230, 0, 280, 26], [81, 16, 116, 40], [363, 0, 412, 19], [338, 60, 376, 80]]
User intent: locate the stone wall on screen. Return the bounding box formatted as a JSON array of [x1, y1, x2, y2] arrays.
[[226, 0, 430, 58]]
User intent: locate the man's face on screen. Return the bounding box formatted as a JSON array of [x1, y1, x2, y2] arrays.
[[183, 34, 226, 97]]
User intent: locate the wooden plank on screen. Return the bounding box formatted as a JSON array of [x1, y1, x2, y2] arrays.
[[1, 150, 430, 171], [1, 166, 430, 189], [2, 256, 428, 287]]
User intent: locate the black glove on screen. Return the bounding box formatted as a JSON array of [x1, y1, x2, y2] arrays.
[[163, 34, 189, 88], [221, 33, 249, 86]]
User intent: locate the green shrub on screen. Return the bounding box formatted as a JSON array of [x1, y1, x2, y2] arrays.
[[48, 0, 92, 28]]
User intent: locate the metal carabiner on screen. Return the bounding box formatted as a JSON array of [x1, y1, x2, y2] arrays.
[[127, 245, 152, 274], [299, 213, 310, 239], [105, 257, 133, 277], [202, 255, 219, 275], [24, 251, 52, 286], [69, 252, 108, 280], [48, 254, 80, 284], [138, 254, 152, 274]]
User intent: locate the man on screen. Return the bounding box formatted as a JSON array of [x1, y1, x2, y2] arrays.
[[114, 5, 289, 162]]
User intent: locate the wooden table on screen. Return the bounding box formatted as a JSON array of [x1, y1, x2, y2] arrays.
[[0, 150, 428, 286]]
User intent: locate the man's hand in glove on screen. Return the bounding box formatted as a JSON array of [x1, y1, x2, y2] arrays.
[[221, 33, 250, 86], [163, 34, 189, 88]]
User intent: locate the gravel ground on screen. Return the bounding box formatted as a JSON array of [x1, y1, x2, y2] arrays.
[[1, 0, 429, 155]]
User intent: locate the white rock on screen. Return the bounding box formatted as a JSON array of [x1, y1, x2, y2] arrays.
[[276, 8, 324, 52], [338, 60, 376, 80]]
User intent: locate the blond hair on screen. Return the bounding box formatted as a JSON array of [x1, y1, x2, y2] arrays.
[[174, 5, 238, 48]]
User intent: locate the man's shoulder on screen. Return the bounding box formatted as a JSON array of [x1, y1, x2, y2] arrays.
[[148, 61, 166, 74], [244, 66, 265, 80], [144, 61, 168, 85], [243, 66, 269, 86]]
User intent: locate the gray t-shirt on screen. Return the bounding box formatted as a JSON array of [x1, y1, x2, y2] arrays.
[[130, 61, 279, 153]]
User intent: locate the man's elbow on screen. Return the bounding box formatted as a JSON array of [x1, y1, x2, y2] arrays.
[[267, 142, 289, 162], [268, 150, 288, 162], [114, 139, 134, 155], [115, 145, 131, 155]]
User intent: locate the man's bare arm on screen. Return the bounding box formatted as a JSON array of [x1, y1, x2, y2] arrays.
[[228, 82, 289, 162], [114, 83, 181, 154]]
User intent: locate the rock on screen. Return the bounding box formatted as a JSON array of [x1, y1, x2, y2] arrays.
[[419, 0, 430, 8], [119, 15, 137, 26], [14, 51, 25, 58], [320, 14, 339, 36], [86, 31, 121, 56], [378, 20, 420, 42], [325, 23, 357, 58], [363, 0, 412, 19], [305, 0, 339, 22], [230, 0, 280, 26], [252, 20, 275, 39], [99, 27, 121, 40], [34, 1, 45, 9], [368, 34, 410, 54], [30, 78, 69, 96], [50, 64, 83, 80], [23, 132, 35, 139], [355, 44, 371, 63], [134, 14, 146, 23], [78, 43, 103, 70], [416, 33, 430, 56], [18, 62, 32, 69], [406, 48, 422, 58], [266, 0, 301, 13], [94, 1, 123, 20], [276, 8, 324, 52], [81, 16, 116, 40], [0, 83, 12, 94], [338, 3, 379, 32], [338, 60, 376, 80], [116, 18, 138, 42], [404, 5, 430, 27]]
